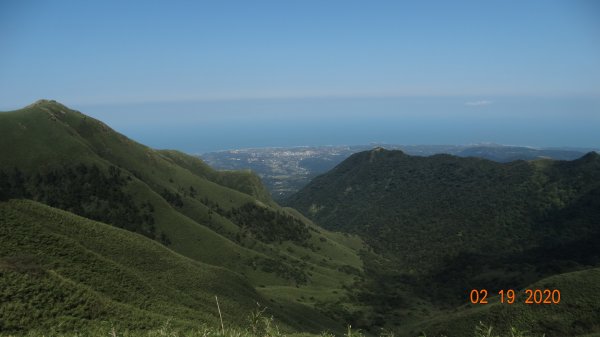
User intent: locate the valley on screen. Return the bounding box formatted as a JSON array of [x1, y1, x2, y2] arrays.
[[1, 101, 599, 337], [3, 2, 599, 336]]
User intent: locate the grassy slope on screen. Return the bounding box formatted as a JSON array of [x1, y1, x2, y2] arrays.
[[0, 100, 365, 334], [159, 149, 273, 204], [0, 199, 262, 333], [0, 198, 350, 334], [0, 101, 262, 275]]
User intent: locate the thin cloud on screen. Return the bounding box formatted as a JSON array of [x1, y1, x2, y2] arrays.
[[465, 100, 493, 106]]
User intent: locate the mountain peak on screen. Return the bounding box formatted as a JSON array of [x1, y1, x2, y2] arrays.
[[24, 99, 73, 114], [580, 151, 600, 162], [369, 146, 405, 155], [26, 99, 65, 108]]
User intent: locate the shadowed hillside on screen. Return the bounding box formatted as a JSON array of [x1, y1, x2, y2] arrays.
[[286, 147, 600, 334]]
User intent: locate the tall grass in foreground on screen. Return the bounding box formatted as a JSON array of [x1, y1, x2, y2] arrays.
[[418, 321, 545, 337], [0, 307, 545, 337], [0, 321, 549, 337]]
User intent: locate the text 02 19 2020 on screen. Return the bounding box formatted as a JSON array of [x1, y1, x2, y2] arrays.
[[469, 289, 561, 305]]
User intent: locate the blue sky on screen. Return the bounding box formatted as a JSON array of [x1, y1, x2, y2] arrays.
[[1, 1, 599, 151]]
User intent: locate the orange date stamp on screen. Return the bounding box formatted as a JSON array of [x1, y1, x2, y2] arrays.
[[469, 289, 561, 305]]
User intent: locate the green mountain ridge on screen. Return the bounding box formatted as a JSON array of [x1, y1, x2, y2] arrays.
[[200, 144, 593, 201], [287, 148, 600, 272], [286, 147, 600, 335], [0, 100, 364, 334]]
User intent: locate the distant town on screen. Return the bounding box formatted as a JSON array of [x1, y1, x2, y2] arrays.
[[200, 144, 594, 200]]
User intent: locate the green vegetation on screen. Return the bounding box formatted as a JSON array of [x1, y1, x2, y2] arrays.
[[200, 144, 587, 201], [0, 101, 364, 335], [2, 101, 599, 336], [287, 148, 600, 275], [0, 164, 161, 241], [0, 199, 263, 333], [0, 317, 550, 337], [0, 199, 357, 335], [159, 149, 273, 204], [227, 203, 311, 244], [287, 148, 600, 334], [413, 268, 600, 337]]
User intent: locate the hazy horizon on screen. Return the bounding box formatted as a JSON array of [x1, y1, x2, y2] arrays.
[[73, 95, 600, 153], [2, 95, 599, 153], [1, 1, 599, 153]]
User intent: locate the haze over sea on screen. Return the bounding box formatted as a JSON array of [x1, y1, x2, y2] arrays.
[[73, 96, 600, 154]]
